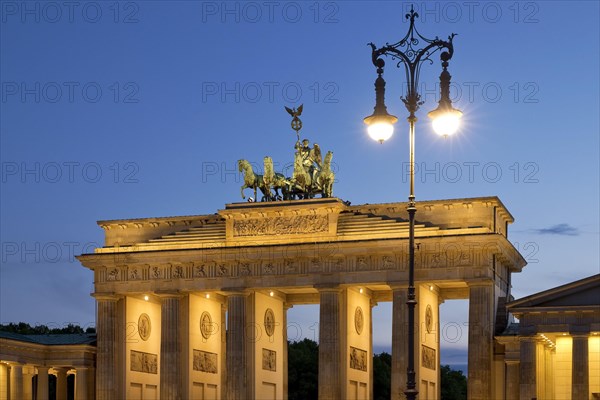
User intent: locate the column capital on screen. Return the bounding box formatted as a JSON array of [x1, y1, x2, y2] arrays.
[[221, 287, 251, 296], [389, 283, 409, 290], [92, 292, 122, 301], [571, 332, 589, 336], [314, 284, 341, 292], [570, 328, 591, 337], [154, 290, 185, 299], [519, 335, 538, 343], [7, 361, 24, 367], [467, 279, 494, 288]]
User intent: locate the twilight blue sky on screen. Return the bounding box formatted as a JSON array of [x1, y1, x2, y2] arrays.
[[1, 1, 598, 365]]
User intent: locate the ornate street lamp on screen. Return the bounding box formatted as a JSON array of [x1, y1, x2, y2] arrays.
[[364, 7, 462, 400]]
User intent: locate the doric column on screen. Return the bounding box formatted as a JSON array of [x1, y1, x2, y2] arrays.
[[75, 367, 88, 400], [226, 292, 248, 400], [505, 360, 520, 400], [0, 363, 8, 400], [95, 295, 122, 400], [571, 334, 589, 400], [519, 336, 536, 400], [370, 298, 377, 400], [318, 286, 342, 400], [391, 286, 408, 400], [158, 292, 185, 400], [36, 366, 49, 400], [220, 303, 227, 400], [467, 281, 494, 400], [543, 346, 555, 399], [283, 303, 292, 400], [55, 367, 68, 400], [22, 366, 35, 400], [86, 367, 95, 400], [9, 364, 22, 400]]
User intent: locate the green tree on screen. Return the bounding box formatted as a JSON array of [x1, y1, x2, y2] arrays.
[[0, 322, 95, 334], [440, 364, 467, 400], [373, 352, 391, 400], [288, 339, 318, 400]]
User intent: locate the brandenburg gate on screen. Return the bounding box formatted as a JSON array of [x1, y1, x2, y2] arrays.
[[78, 195, 526, 400]]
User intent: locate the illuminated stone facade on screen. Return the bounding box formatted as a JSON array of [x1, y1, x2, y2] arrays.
[[0, 333, 95, 400], [1, 196, 596, 399], [75, 196, 525, 400], [496, 274, 600, 400]]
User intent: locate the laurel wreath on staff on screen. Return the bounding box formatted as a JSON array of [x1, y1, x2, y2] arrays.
[[285, 104, 303, 141]]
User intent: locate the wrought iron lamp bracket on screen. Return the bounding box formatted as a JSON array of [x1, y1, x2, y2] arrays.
[[368, 7, 456, 115]]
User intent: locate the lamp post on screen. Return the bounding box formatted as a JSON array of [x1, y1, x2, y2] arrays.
[[364, 7, 462, 400]]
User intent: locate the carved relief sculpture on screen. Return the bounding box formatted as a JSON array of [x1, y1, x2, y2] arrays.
[[194, 265, 207, 277], [382, 256, 395, 269], [233, 215, 328, 237], [425, 304, 433, 333], [284, 260, 296, 273], [262, 263, 275, 275], [107, 268, 119, 281], [193, 349, 218, 374], [354, 306, 364, 335], [422, 345, 436, 370], [262, 348, 276, 371], [239, 263, 252, 276], [217, 264, 228, 276], [172, 265, 183, 278], [264, 308, 275, 337], [200, 311, 212, 339], [130, 350, 158, 374], [138, 313, 151, 341], [349, 347, 368, 371], [357, 256, 368, 270]]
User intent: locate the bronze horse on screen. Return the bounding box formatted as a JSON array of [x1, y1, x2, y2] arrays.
[[238, 159, 267, 200]]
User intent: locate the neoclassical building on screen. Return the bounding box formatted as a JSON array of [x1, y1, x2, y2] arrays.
[[496, 273, 600, 400], [1, 196, 598, 400], [76, 196, 524, 400], [0, 331, 95, 400]]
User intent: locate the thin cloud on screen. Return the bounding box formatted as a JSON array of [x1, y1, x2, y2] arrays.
[[531, 223, 580, 236]]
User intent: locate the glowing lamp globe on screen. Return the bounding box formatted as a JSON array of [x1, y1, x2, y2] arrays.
[[428, 107, 462, 137], [364, 113, 398, 144]]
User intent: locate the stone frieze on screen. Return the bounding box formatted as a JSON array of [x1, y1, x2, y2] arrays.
[[193, 349, 218, 374], [131, 350, 158, 374], [233, 215, 328, 237]]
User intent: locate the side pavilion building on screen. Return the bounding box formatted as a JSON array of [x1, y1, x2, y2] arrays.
[[497, 273, 600, 400]]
